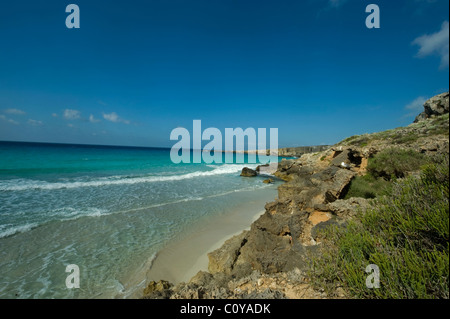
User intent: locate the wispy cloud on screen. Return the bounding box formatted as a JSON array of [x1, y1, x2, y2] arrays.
[[4, 108, 26, 115], [405, 96, 427, 117], [63, 109, 81, 120], [412, 21, 449, 69], [0, 114, 20, 125], [89, 114, 101, 123], [28, 119, 43, 126], [52, 113, 58, 117], [102, 112, 130, 124]]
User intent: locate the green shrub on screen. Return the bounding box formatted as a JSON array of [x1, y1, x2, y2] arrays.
[[392, 132, 420, 144], [367, 148, 429, 180], [339, 134, 371, 147], [341, 135, 359, 144], [309, 156, 449, 299], [349, 136, 370, 147], [343, 174, 392, 199], [428, 114, 449, 136]]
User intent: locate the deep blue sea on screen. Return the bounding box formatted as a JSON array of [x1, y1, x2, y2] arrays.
[[0, 141, 280, 298]]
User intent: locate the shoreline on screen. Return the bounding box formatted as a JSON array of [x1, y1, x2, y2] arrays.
[[134, 186, 276, 297]]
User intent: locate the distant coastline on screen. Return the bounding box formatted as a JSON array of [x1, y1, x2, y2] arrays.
[[0, 140, 329, 158]]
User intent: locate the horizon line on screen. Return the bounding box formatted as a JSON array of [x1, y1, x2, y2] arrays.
[[0, 139, 329, 151]]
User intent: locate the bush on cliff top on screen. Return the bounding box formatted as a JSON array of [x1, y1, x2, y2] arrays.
[[343, 174, 391, 199], [367, 148, 429, 180], [337, 113, 449, 148], [309, 156, 449, 299], [343, 148, 428, 200]]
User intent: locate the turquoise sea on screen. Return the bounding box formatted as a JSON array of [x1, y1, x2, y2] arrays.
[[0, 141, 280, 298]]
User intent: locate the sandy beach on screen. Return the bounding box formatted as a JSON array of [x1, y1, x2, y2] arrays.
[[142, 194, 271, 288]]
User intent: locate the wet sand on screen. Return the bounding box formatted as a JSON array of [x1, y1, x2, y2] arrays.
[[144, 196, 270, 286]]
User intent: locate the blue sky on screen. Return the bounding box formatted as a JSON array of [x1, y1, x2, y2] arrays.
[[0, 0, 448, 148]]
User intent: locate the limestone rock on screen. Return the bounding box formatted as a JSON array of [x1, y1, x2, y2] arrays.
[[256, 164, 269, 172], [327, 197, 371, 218], [240, 167, 257, 177], [142, 280, 173, 298], [189, 271, 214, 286], [414, 92, 449, 123], [208, 231, 248, 275], [277, 145, 330, 157], [311, 217, 345, 241], [257, 163, 279, 175]]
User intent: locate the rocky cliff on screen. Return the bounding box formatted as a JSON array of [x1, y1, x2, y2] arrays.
[[277, 145, 331, 157], [414, 92, 449, 123], [142, 92, 449, 299]]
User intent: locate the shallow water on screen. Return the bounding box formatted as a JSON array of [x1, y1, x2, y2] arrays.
[[0, 141, 279, 298]]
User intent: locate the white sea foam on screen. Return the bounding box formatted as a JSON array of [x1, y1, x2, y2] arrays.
[[0, 181, 269, 238], [0, 164, 256, 192], [53, 207, 110, 220], [0, 207, 109, 238], [145, 252, 158, 271], [0, 223, 39, 239]]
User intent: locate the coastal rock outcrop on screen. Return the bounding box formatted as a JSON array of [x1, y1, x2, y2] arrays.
[[327, 197, 371, 218], [240, 167, 257, 177], [143, 147, 369, 299], [414, 92, 449, 123], [277, 145, 331, 157], [142, 280, 173, 299], [208, 231, 248, 275]]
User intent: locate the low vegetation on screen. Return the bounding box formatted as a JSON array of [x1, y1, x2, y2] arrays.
[[343, 148, 429, 200], [343, 174, 391, 199], [367, 148, 429, 180], [309, 155, 449, 299], [337, 113, 449, 148]]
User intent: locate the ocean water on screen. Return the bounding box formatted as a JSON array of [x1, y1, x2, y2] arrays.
[[0, 141, 279, 298]]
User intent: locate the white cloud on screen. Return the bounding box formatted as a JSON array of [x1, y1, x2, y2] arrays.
[[64, 109, 81, 120], [52, 113, 58, 117], [412, 21, 449, 69], [102, 112, 130, 124], [4, 108, 26, 115], [89, 114, 101, 123], [28, 119, 43, 126], [0, 114, 20, 125], [67, 123, 75, 128], [405, 96, 428, 117], [405, 96, 427, 112]]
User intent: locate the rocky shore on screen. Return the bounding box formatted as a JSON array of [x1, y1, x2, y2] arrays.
[[142, 92, 449, 299]]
